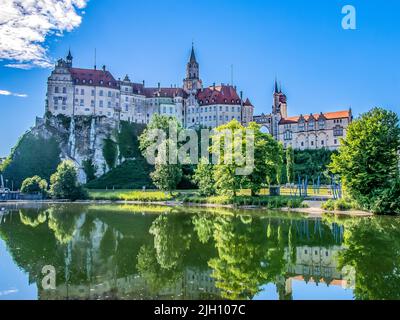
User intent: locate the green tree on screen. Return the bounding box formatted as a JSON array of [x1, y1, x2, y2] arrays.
[[49, 160, 87, 200], [193, 157, 215, 196], [102, 137, 118, 169], [286, 146, 295, 185], [150, 163, 182, 194], [21, 176, 48, 195], [329, 107, 400, 213], [1, 133, 60, 189], [82, 158, 97, 183], [211, 120, 248, 197], [244, 123, 281, 196], [139, 114, 183, 153]]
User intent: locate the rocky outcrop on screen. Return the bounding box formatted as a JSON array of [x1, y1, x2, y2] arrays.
[[33, 115, 118, 184]]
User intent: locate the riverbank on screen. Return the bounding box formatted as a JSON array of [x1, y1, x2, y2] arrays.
[[1, 198, 373, 217]]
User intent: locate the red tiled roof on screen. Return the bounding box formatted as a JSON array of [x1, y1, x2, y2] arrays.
[[197, 85, 241, 106], [279, 110, 351, 125], [69, 68, 118, 89]]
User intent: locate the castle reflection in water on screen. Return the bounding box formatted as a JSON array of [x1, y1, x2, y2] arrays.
[[1, 204, 398, 300]]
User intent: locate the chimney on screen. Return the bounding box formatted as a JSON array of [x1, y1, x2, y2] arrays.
[[158, 82, 161, 90], [102, 65, 106, 72], [213, 82, 216, 90], [143, 80, 145, 86]]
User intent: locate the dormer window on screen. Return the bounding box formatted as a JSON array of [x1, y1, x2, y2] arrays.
[[100, 80, 104, 85], [89, 79, 93, 84], [82, 79, 86, 84], [308, 120, 315, 130], [298, 119, 305, 131], [319, 119, 325, 129]]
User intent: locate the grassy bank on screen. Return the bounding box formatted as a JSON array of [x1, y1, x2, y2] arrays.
[[182, 195, 305, 208], [87, 189, 305, 209], [88, 190, 173, 202]]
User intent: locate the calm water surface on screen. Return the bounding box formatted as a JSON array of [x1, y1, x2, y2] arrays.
[[0, 203, 399, 300]]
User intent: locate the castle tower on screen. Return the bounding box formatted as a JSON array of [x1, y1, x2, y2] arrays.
[[183, 44, 202, 93], [271, 78, 288, 138], [66, 49, 73, 68]]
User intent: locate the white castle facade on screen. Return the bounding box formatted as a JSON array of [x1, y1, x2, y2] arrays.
[[253, 81, 353, 150], [46, 47, 255, 130]]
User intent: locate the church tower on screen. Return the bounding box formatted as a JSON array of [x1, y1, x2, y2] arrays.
[[183, 44, 202, 93]]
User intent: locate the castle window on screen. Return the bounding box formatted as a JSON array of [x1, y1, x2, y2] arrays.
[[99, 90, 103, 96], [125, 105, 128, 112], [55, 87, 59, 93], [219, 106, 222, 111], [81, 89, 84, 95], [108, 101, 112, 108], [91, 100, 95, 107], [62, 97, 67, 105], [100, 100, 104, 108], [89, 80, 93, 84], [226, 106, 229, 112], [91, 90, 95, 96], [333, 125, 344, 136], [232, 107, 234, 112], [298, 119, 305, 132], [284, 130, 292, 141], [108, 91, 112, 97], [53, 97, 58, 105], [82, 80, 86, 84], [80, 99, 84, 106], [62, 87, 66, 94]]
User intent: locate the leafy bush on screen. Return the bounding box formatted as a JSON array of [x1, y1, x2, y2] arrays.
[[21, 176, 48, 195], [322, 199, 356, 211], [50, 160, 87, 200]]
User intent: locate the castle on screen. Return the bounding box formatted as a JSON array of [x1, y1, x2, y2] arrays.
[[46, 47, 351, 151], [46, 46, 254, 130], [253, 81, 352, 150]]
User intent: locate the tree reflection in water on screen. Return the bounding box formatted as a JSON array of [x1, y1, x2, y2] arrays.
[[0, 204, 399, 300]]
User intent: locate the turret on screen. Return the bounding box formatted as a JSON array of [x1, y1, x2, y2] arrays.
[[183, 44, 202, 92], [66, 49, 73, 68]]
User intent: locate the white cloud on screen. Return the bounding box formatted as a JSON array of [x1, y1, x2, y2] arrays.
[[0, 0, 89, 69], [0, 89, 28, 98]]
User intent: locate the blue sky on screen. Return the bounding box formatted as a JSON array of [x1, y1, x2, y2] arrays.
[[0, 0, 399, 157]]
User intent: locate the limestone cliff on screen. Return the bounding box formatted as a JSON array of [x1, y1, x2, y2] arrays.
[[33, 114, 119, 184]]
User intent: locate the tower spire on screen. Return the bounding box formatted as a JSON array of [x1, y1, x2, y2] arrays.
[[66, 48, 73, 67], [190, 42, 197, 63], [274, 77, 279, 94]]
